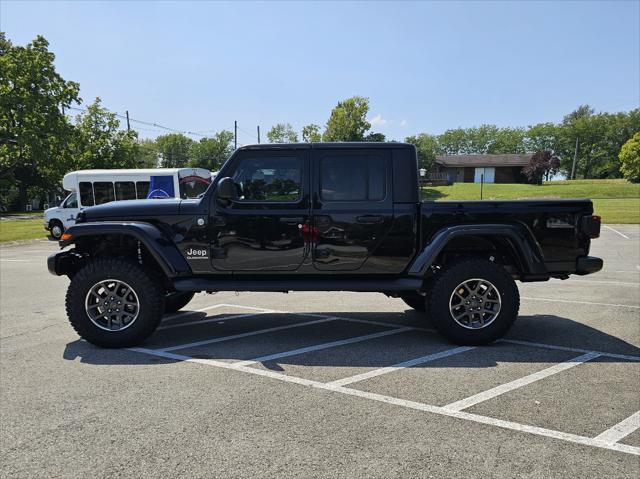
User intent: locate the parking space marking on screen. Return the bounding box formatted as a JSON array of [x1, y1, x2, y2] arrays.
[[603, 225, 631, 239], [568, 279, 639, 287], [521, 296, 640, 309], [444, 351, 602, 412], [0, 259, 29, 262], [158, 312, 269, 331], [128, 346, 640, 456], [327, 345, 475, 387], [594, 411, 640, 445], [161, 317, 338, 351], [233, 326, 413, 367], [177, 303, 640, 362]]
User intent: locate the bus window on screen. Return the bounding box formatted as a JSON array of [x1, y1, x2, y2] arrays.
[[79, 182, 95, 206], [94, 182, 115, 205], [179, 176, 210, 198], [136, 181, 150, 199], [115, 181, 136, 200]]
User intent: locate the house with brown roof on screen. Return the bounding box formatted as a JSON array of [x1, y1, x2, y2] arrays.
[[434, 154, 531, 184]]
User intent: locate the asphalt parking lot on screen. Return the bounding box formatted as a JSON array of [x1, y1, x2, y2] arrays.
[[1, 225, 639, 478]]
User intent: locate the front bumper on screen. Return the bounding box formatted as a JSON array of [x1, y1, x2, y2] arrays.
[[47, 251, 81, 276], [575, 256, 603, 275]]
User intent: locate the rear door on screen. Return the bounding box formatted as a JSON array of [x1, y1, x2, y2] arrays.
[[311, 147, 394, 271]]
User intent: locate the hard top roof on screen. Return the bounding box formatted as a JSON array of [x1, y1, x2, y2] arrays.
[[237, 142, 414, 151]]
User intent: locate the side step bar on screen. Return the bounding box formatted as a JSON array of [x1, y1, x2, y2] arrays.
[[173, 277, 423, 293]]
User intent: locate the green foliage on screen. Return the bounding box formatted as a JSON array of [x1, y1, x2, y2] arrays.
[[155, 133, 193, 168], [0, 33, 81, 206], [619, 131, 640, 182], [72, 98, 140, 170], [188, 131, 234, 171], [364, 132, 386, 142], [135, 139, 159, 168], [301, 124, 322, 143], [267, 123, 298, 143], [323, 96, 371, 142], [405, 133, 438, 171]]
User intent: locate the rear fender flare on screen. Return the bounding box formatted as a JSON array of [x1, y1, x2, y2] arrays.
[[60, 222, 191, 278], [407, 223, 547, 278]]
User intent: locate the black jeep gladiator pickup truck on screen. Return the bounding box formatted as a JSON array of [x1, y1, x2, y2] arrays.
[[48, 142, 603, 348]]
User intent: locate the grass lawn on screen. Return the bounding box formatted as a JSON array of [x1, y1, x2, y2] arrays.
[[422, 179, 639, 223], [0, 218, 47, 243]]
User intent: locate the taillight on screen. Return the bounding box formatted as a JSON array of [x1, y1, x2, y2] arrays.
[[582, 215, 601, 239]]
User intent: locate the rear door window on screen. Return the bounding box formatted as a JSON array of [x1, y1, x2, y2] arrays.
[[320, 154, 386, 202]]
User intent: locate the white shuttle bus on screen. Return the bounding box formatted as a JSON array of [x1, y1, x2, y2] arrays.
[[44, 168, 212, 239]]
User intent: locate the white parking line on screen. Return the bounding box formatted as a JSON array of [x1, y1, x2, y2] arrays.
[[127, 346, 640, 456], [444, 351, 602, 412], [594, 411, 640, 445], [521, 296, 640, 309], [567, 279, 639, 287], [161, 317, 337, 351], [327, 345, 475, 387], [0, 259, 29, 262], [233, 327, 413, 367], [158, 311, 270, 331], [603, 225, 630, 239]]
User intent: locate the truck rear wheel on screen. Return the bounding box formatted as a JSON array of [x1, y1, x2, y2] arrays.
[[164, 291, 195, 313], [427, 258, 519, 345], [65, 259, 164, 348]]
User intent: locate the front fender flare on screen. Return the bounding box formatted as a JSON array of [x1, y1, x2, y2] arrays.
[[407, 223, 547, 278], [59, 222, 191, 278]]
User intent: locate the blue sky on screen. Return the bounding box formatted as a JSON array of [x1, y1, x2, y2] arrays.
[[2, 0, 639, 143]]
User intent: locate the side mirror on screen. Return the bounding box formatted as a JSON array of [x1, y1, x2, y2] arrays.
[[216, 177, 238, 201]]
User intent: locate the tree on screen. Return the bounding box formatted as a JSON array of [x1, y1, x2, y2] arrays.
[[619, 131, 640, 182], [267, 123, 298, 143], [0, 34, 80, 207], [71, 98, 139, 170], [188, 131, 234, 171], [155, 133, 193, 168], [525, 122, 559, 153], [522, 150, 560, 184], [364, 132, 386, 142], [301, 124, 322, 143], [405, 133, 438, 171], [437, 128, 470, 154], [323, 96, 371, 142], [136, 139, 159, 168]]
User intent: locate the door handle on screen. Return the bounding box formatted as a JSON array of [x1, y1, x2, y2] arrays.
[[356, 215, 383, 224], [279, 217, 304, 224]]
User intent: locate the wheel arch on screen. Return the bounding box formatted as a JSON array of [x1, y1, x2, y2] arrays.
[[56, 222, 191, 279], [407, 223, 548, 280]]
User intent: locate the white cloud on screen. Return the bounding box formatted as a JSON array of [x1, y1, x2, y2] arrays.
[[368, 114, 387, 126], [400, 119, 408, 127]]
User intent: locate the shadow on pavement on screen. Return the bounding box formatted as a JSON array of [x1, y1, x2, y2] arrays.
[[63, 311, 640, 369]]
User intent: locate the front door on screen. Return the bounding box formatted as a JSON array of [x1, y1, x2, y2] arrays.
[[311, 148, 394, 271], [209, 150, 310, 272]]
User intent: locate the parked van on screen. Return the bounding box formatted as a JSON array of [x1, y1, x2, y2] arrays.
[[44, 168, 212, 239]]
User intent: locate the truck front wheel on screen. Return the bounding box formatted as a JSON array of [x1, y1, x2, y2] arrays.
[[65, 259, 164, 348], [427, 258, 520, 345]]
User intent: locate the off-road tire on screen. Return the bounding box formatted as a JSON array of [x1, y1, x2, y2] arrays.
[[427, 258, 519, 345], [65, 258, 164, 348], [164, 291, 195, 313], [49, 220, 64, 240]]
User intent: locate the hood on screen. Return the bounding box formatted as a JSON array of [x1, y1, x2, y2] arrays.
[[82, 199, 183, 221]]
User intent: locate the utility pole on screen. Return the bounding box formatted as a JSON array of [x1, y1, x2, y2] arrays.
[[126, 110, 131, 131], [570, 137, 578, 180], [234, 120, 237, 149], [257, 126, 260, 144]]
